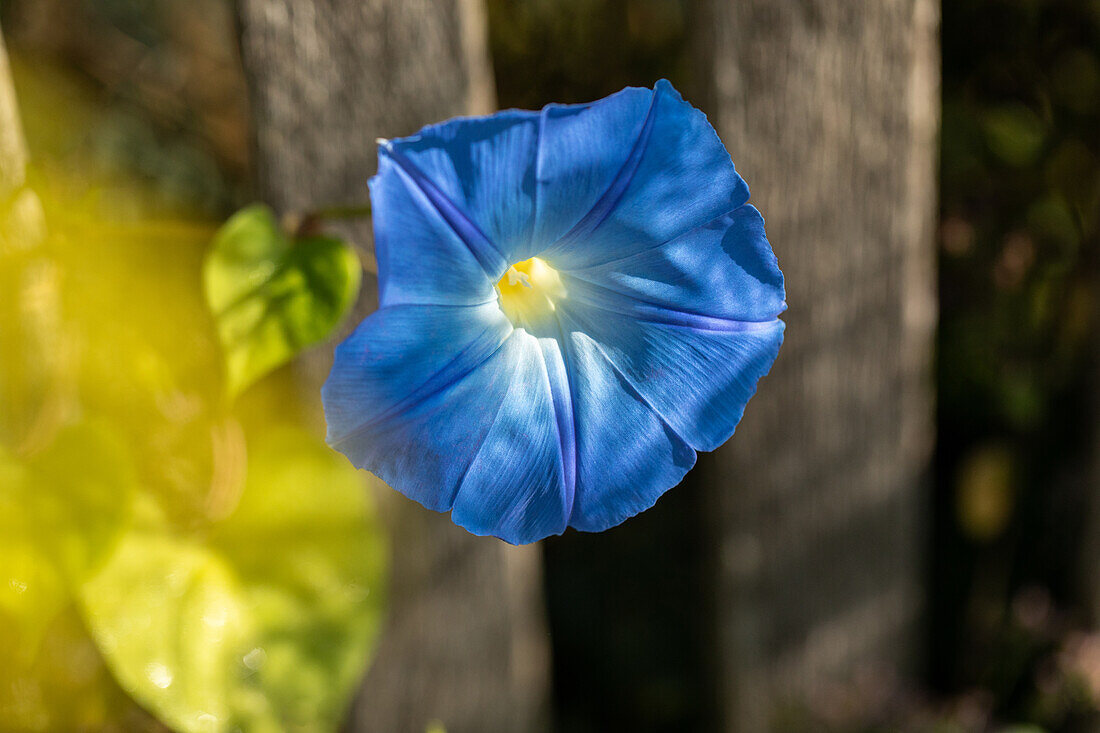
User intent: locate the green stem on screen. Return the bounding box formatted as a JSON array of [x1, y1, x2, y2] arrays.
[[310, 202, 372, 221], [291, 202, 372, 238]]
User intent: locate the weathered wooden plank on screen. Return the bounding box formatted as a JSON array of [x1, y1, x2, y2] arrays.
[[693, 1, 939, 728], [235, 3, 549, 731]]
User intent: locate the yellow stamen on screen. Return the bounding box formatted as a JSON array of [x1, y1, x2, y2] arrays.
[[496, 257, 566, 331]]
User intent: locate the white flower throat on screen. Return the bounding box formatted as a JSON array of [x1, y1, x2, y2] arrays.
[[495, 257, 567, 331]]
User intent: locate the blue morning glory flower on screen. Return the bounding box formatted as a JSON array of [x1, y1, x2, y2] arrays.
[[322, 80, 785, 545]]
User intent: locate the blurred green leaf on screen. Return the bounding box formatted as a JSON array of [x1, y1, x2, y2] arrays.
[[1051, 48, 1100, 114], [983, 105, 1046, 167], [955, 443, 1015, 542], [0, 524, 67, 661], [0, 423, 135, 659], [1027, 194, 1079, 251], [27, 422, 137, 581], [204, 205, 361, 398], [79, 427, 388, 733], [0, 607, 167, 733], [80, 524, 249, 733]]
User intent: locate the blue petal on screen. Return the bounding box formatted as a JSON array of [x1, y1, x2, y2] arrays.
[[329, 354, 513, 513], [323, 302, 511, 457], [450, 331, 574, 544], [558, 293, 784, 452], [323, 304, 573, 544], [543, 79, 751, 270], [375, 80, 742, 272], [370, 154, 500, 307], [380, 110, 539, 267], [560, 328, 696, 532], [530, 85, 656, 249], [568, 204, 786, 322]]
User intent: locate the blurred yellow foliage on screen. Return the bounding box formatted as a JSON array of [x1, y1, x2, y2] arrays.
[[955, 443, 1016, 543], [0, 48, 386, 733]]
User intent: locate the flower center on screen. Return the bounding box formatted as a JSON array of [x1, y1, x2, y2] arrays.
[[495, 257, 566, 332]]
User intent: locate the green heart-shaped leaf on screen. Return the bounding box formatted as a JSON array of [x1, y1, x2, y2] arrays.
[[204, 205, 361, 397], [79, 427, 388, 733], [0, 423, 135, 659]]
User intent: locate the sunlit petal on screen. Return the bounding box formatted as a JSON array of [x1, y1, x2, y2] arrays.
[[378, 111, 538, 267], [326, 317, 573, 543], [543, 79, 750, 270], [560, 329, 696, 532], [450, 331, 574, 544], [370, 153, 500, 307], [558, 296, 784, 452], [568, 204, 786, 323], [323, 301, 510, 461], [530, 85, 655, 251]]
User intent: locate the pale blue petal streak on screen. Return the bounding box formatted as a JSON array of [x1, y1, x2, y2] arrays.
[[450, 331, 573, 544], [560, 328, 696, 532], [323, 305, 573, 544]]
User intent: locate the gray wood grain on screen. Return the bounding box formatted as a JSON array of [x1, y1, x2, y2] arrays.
[[0, 23, 42, 252], [0, 25, 54, 451], [0, 27, 27, 200], [235, 3, 548, 731], [693, 1, 939, 728]]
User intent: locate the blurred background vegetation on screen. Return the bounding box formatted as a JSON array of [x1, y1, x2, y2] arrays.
[[0, 1, 384, 731], [931, 0, 1100, 728], [0, 0, 1098, 731]]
